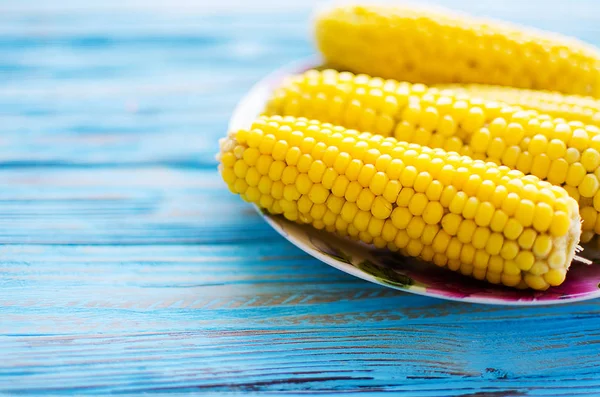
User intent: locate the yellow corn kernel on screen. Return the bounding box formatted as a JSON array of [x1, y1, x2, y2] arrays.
[[544, 269, 567, 286], [524, 273, 550, 290]]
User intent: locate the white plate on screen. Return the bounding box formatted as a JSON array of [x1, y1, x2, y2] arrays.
[[228, 58, 600, 305]]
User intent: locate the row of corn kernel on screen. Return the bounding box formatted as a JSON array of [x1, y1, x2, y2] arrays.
[[434, 85, 600, 127]]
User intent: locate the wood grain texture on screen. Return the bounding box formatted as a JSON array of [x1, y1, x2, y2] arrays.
[[2, 0, 600, 395]]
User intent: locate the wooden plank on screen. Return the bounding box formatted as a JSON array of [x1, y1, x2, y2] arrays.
[[1, 241, 600, 394], [3, 0, 600, 394], [0, 168, 280, 244]]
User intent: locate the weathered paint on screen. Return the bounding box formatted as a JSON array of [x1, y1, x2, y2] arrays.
[[1, 0, 600, 394]]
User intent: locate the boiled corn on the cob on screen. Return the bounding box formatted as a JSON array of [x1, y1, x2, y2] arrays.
[[219, 115, 581, 290], [436, 84, 600, 127], [265, 69, 600, 242], [315, 4, 600, 97]]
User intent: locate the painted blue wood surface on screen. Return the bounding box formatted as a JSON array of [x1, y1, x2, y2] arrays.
[[2, 0, 600, 394]]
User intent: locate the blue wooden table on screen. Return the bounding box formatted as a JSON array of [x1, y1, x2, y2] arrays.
[[2, 0, 600, 394]]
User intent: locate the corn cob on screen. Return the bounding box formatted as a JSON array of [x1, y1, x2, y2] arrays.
[[315, 4, 600, 97], [435, 84, 600, 127], [219, 115, 581, 290], [265, 69, 600, 242]]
